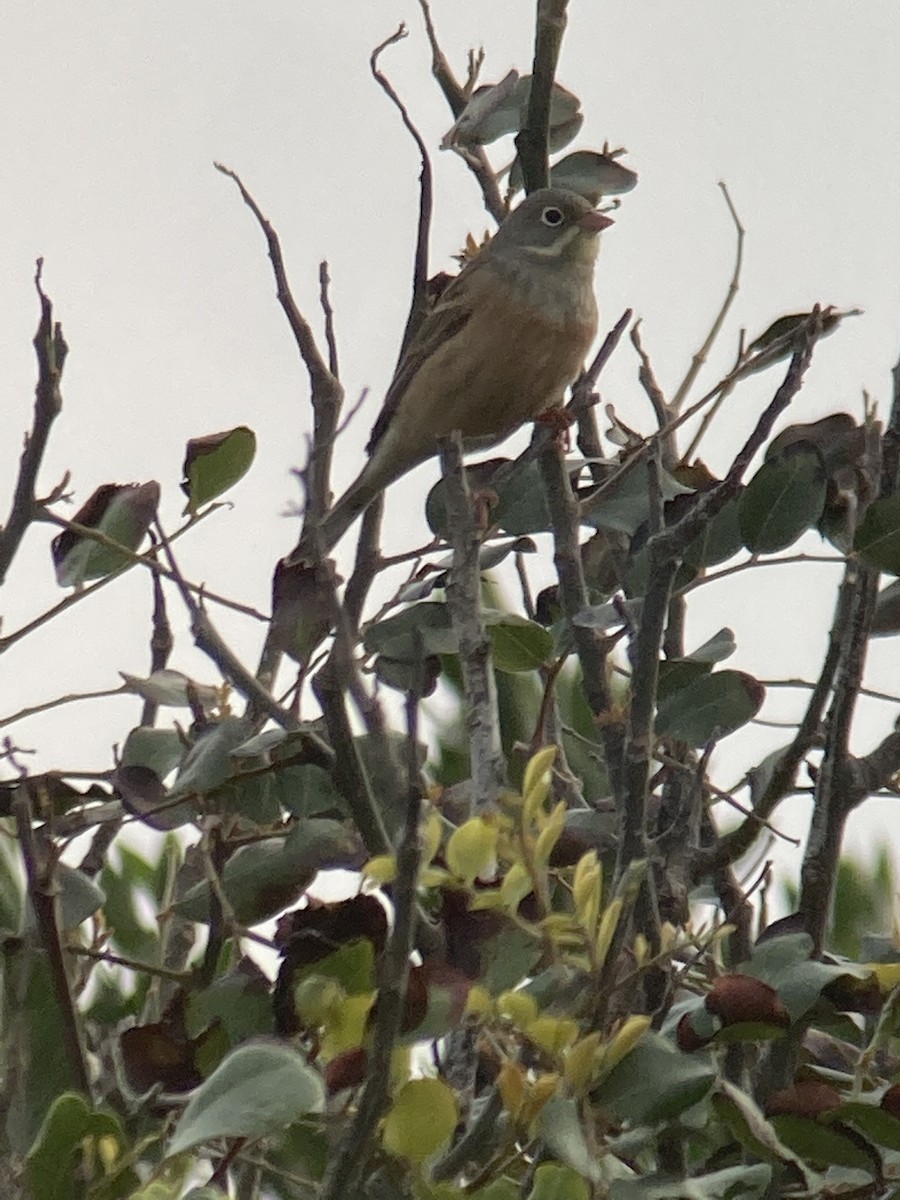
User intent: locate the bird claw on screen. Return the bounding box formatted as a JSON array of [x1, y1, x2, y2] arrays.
[[536, 406, 574, 451]]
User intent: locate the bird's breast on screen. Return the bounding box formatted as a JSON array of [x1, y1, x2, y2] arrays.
[[393, 285, 597, 455]]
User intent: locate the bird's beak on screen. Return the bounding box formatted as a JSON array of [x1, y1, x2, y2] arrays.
[[580, 210, 615, 232]]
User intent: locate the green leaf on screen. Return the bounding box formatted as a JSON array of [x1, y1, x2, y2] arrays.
[[583, 462, 691, 536], [489, 459, 552, 535], [4, 947, 82, 1153], [548, 150, 638, 203], [843, 1101, 900, 1151], [173, 819, 362, 925], [278, 763, 347, 819], [538, 1096, 601, 1182], [121, 726, 185, 780], [738, 445, 827, 553], [0, 837, 23, 937], [99, 849, 163, 962], [770, 1115, 878, 1172], [655, 670, 765, 745], [187, 958, 275, 1046], [486, 611, 553, 672], [166, 1042, 324, 1157], [745, 932, 872, 1022], [528, 1162, 590, 1200], [593, 1033, 715, 1123], [683, 494, 743, 570], [855, 495, 900, 574], [51, 481, 160, 586], [181, 426, 256, 516], [22, 864, 104, 933], [374, 653, 442, 696], [686, 627, 737, 664], [168, 716, 255, 800], [26, 1092, 132, 1200], [382, 1077, 457, 1161], [364, 602, 455, 660], [448, 74, 580, 147], [610, 1164, 771, 1200]]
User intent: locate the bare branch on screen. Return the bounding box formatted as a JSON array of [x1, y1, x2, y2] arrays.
[[215, 161, 343, 527], [670, 181, 745, 414], [12, 783, 92, 1098], [515, 0, 570, 193], [0, 263, 67, 586], [417, 0, 505, 222], [318, 696, 423, 1200], [439, 433, 507, 810], [370, 25, 434, 360]]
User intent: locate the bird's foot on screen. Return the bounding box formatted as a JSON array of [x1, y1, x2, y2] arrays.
[[536, 406, 574, 451], [471, 487, 499, 531]]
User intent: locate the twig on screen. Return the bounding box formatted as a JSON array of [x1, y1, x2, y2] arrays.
[[537, 436, 625, 806], [318, 693, 423, 1200], [799, 555, 879, 951], [570, 309, 633, 481], [11, 783, 92, 1097], [140, 542, 174, 727], [0, 262, 68, 586], [515, 0, 570, 193], [670, 182, 745, 414], [331, 21, 438, 630], [40, 512, 267, 621], [152, 519, 300, 732], [0, 506, 241, 656], [655, 334, 821, 561], [370, 24, 434, 361], [66, 945, 189, 985], [0, 686, 127, 732], [439, 434, 507, 810], [318, 261, 339, 379], [708, 528, 851, 875], [417, 0, 506, 222], [216, 162, 343, 531], [631, 322, 669, 430], [682, 552, 846, 595]]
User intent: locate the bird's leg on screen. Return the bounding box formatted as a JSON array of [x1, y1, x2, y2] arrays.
[[535, 405, 575, 451], [470, 487, 499, 532]]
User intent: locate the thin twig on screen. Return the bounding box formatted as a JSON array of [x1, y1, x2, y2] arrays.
[[682, 551, 846, 595], [439, 434, 506, 810], [318, 694, 423, 1200], [66, 945, 190, 985], [515, 0, 570, 193], [670, 181, 745, 414], [0, 261, 68, 586], [370, 24, 434, 361], [417, 0, 505, 221], [0, 506, 238, 656], [12, 783, 92, 1097], [152, 519, 299, 732]]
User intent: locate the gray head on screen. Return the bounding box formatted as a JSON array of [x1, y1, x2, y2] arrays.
[[488, 187, 614, 265]]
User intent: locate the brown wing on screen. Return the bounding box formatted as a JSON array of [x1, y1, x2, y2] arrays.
[[366, 259, 488, 454]]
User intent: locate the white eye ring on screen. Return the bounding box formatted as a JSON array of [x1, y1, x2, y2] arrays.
[[541, 206, 564, 227]]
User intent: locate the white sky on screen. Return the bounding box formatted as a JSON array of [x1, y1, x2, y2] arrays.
[[2, 2, 900, 884]]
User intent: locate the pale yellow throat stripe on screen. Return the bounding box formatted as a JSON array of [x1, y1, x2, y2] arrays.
[[520, 225, 584, 259]]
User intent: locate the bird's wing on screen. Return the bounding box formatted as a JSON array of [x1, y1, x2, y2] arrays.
[[366, 259, 487, 454]]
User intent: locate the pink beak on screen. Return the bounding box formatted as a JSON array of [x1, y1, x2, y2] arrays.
[[580, 210, 615, 232]]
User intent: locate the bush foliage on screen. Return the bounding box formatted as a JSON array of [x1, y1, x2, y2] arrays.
[[4, 5, 900, 1199]]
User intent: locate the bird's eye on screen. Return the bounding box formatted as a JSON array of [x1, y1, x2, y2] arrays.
[[541, 206, 564, 227]]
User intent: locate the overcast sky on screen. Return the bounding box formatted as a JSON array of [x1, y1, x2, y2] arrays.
[[3, 2, 900, 877]]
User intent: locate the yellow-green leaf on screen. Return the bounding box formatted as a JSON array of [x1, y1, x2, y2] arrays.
[[181, 426, 257, 516], [382, 1078, 457, 1161], [446, 816, 498, 884]]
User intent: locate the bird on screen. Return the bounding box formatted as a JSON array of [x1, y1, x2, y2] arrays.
[[291, 186, 613, 560]]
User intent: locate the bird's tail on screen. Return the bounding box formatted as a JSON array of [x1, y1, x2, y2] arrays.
[[287, 466, 383, 565]]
